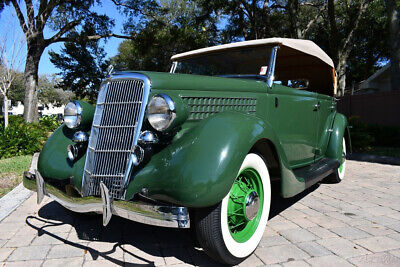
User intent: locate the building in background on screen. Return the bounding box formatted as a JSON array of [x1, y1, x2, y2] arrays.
[[358, 63, 392, 93], [9, 101, 64, 117], [338, 63, 400, 127]]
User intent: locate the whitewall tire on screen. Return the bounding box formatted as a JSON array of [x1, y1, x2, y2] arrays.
[[326, 137, 346, 183], [194, 153, 271, 265], [337, 138, 346, 180]]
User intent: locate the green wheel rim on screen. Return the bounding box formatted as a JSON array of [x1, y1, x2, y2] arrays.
[[227, 168, 264, 243], [339, 163, 344, 173]]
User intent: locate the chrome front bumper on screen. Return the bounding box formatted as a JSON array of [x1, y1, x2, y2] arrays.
[[23, 171, 190, 228]]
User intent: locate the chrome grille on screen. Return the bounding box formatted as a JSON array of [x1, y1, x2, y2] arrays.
[[82, 76, 149, 199]]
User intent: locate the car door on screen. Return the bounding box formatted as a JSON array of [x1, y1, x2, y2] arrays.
[[315, 93, 337, 161], [267, 84, 319, 168]]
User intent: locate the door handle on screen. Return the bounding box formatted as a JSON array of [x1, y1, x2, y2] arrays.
[[314, 102, 321, 111]]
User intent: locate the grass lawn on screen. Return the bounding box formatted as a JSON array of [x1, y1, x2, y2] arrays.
[[0, 155, 32, 198], [364, 147, 400, 158]]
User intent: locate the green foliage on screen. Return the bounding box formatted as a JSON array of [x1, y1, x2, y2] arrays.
[[198, 0, 288, 41], [0, 115, 61, 159], [111, 0, 392, 89], [0, 121, 44, 159], [348, 116, 400, 151], [347, 0, 389, 84], [111, 0, 218, 72], [5, 71, 74, 106], [348, 116, 375, 150], [369, 124, 400, 147], [7, 115, 25, 125], [39, 115, 62, 132], [7, 71, 25, 105], [0, 155, 31, 175], [49, 24, 109, 102], [0, 154, 32, 198], [1, 0, 118, 122], [38, 75, 75, 107]]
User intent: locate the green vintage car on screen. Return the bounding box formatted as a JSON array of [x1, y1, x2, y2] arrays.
[[23, 38, 348, 265]]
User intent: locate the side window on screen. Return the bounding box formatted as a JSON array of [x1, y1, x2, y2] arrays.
[[274, 79, 310, 90]]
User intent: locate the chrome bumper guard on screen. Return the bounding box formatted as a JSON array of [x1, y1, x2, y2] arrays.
[[24, 171, 190, 228]]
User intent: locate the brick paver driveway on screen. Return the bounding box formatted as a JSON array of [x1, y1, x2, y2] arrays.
[[1, 160, 400, 266]]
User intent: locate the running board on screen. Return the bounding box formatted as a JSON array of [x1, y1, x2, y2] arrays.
[[293, 158, 340, 189]]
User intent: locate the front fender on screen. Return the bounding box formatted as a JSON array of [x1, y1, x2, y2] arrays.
[[37, 125, 86, 190], [326, 112, 348, 163], [126, 112, 276, 207]]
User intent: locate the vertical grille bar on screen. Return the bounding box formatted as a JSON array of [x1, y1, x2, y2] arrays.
[[82, 74, 151, 199]]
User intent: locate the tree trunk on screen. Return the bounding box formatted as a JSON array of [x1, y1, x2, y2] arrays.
[[287, 0, 301, 38], [336, 58, 347, 96], [3, 95, 8, 128], [385, 0, 400, 90], [23, 42, 43, 123]]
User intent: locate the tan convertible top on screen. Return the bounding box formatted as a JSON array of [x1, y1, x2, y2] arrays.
[[171, 37, 334, 68], [171, 37, 337, 95]]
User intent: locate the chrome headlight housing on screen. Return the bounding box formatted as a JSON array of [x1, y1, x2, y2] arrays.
[[147, 94, 176, 131], [64, 101, 82, 129]]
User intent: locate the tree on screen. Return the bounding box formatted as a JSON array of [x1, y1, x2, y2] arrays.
[[111, 0, 218, 72], [110, 0, 390, 94], [7, 71, 24, 104], [49, 25, 109, 102], [323, 0, 371, 94], [385, 0, 400, 90], [224, 0, 372, 94], [346, 0, 389, 85], [0, 28, 24, 128], [197, 0, 326, 42], [38, 74, 75, 107], [0, 0, 132, 122], [198, 1, 387, 93], [199, 0, 281, 41]]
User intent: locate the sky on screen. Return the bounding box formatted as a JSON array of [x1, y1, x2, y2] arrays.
[[0, 1, 126, 75]]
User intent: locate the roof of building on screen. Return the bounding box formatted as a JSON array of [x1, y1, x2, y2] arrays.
[[359, 63, 391, 90]]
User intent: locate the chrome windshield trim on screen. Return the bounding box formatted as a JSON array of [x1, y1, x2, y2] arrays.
[[170, 61, 177, 73], [267, 46, 279, 87]]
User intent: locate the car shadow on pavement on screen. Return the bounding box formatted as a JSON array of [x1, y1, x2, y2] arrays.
[[269, 182, 320, 219], [25, 201, 219, 266], [24, 184, 319, 266]]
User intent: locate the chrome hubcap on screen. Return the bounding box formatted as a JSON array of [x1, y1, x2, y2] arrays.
[[245, 191, 260, 220]]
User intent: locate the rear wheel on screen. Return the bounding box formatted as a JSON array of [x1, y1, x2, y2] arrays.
[[326, 137, 346, 183], [194, 153, 271, 265]]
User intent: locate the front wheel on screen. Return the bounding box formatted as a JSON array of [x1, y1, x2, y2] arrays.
[[194, 153, 271, 265]]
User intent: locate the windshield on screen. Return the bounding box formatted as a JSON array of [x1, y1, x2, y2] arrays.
[[174, 46, 273, 77]]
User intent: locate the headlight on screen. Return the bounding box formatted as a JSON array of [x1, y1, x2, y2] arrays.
[[147, 94, 176, 131], [64, 101, 82, 129]]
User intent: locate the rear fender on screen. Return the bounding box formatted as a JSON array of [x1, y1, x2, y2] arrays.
[[326, 113, 348, 163]]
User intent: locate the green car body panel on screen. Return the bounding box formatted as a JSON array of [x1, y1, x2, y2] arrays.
[[36, 70, 347, 207], [326, 113, 348, 162], [37, 100, 94, 191]]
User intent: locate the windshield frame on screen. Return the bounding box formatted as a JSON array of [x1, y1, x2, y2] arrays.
[[170, 45, 279, 87]]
